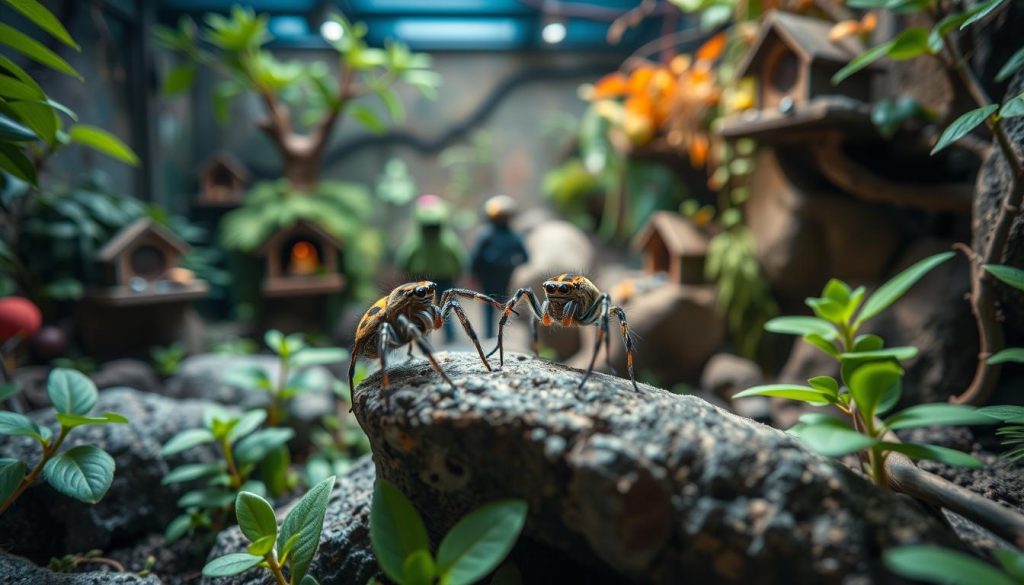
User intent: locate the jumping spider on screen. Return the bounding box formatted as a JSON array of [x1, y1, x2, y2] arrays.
[[489, 273, 639, 391], [347, 281, 504, 400]]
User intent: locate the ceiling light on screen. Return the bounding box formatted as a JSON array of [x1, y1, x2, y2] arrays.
[[541, 21, 566, 44], [320, 20, 344, 42]]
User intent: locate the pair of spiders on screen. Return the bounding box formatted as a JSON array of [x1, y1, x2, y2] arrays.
[[347, 274, 639, 401]]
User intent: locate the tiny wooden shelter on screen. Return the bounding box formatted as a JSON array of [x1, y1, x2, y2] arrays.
[[258, 220, 345, 298], [632, 211, 709, 285], [198, 152, 249, 206]]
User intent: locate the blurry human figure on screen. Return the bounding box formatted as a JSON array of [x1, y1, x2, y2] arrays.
[[395, 194, 468, 342], [470, 195, 528, 338]]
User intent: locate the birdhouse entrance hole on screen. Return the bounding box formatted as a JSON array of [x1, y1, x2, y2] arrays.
[[130, 244, 167, 280], [283, 237, 323, 276]]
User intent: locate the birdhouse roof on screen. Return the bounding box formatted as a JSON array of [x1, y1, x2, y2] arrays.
[[632, 211, 709, 256], [735, 11, 877, 79], [257, 219, 344, 256], [199, 152, 250, 182], [97, 218, 190, 263]]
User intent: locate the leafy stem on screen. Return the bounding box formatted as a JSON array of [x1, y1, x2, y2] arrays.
[[0, 424, 68, 514], [264, 554, 289, 585]]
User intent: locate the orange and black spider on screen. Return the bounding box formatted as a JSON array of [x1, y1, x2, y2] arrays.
[[347, 281, 504, 401], [488, 273, 639, 392]]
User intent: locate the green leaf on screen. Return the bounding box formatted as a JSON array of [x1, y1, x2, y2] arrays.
[[764, 316, 836, 339], [732, 384, 833, 405], [226, 409, 267, 444], [7, 100, 57, 144], [887, 27, 931, 59], [0, 411, 50, 442], [265, 330, 285, 353], [852, 334, 885, 352], [0, 143, 37, 184], [291, 347, 349, 367], [857, 252, 954, 322], [371, 479, 431, 585], [989, 348, 1024, 365], [300, 576, 321, 585], [378, 87, 405, 123], [0, 0, 79, 49], [789, 422, 878, 457], [807, 376, 839, 397], [0, 75, 45, 100], [979, 405, 1024, 422], [839, 347, 918, 361], [885, 545, 1016, 585], [0, 114, 37, 142], [55, 412, 128, 429], [884, 404, 997, 430], [178, 488, 235, 509], [247, 533, 276, 556], [993, 548, 1024, 581], [0, 23, 81, 78], [960, 0, 1006, 29], [202, 553, 262, 577], [849, 361, 903, 422], [984, 264, 1024, 291], [162, 63, 197, 96], [403, 549, 437, 585], [0, 381, 21, 402], [353, 104, 387, 134], [234, 428, 294, 465], [931, 105, 998, 155], [47, 368, 98, 415], [0, 458, 26, 504], [996, 47, 1024, 83], [437, 500, 528, 585], [833, 37, 896, 85], [42, 445, 115, 504], [803, 333, 840, 358], [161, 428, 215, 456], [161, 462, 223, 485], [68, 125, 139, 165], [278, 475, 335, 584], [822, 278, 851, 305], [1001, 94, 1024, 119], [236, 491, 278, 542], [806, 297, 846, 323], [164, 513, 193, 543], [879, 442, 982, 467]]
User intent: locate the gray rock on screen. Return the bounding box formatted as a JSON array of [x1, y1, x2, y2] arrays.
[[0, 388, 223, 561], [353, 352, 965, 585], [0, 551, 161, 585], [13, 360, 161, 411], [700, 353, 763, 401], [203, 456, 379, 585]]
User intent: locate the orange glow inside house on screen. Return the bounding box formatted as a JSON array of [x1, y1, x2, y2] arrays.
[[288, 241, 320, 276]]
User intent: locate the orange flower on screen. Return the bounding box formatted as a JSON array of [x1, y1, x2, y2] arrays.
[[696, 32, 726, 64], [591, 72, 630, 99]]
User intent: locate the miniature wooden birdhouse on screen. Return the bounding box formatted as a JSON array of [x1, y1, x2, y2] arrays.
[[258, 220, 345, 298], [198, 152, 249, 206], [95, 218, 206, 298], [736, 11, 878, 113], [632, 211, 709, 285]]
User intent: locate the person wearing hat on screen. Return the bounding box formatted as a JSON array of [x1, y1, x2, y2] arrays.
[[470, 195, 529, 338], [395, 194, 468, 342]]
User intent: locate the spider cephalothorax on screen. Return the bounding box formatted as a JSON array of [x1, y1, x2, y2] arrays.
[[489, 273, 639, 391], [348, 281, 503, 401]]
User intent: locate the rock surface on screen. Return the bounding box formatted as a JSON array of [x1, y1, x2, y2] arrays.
[[0, 551, 160, 585], [353, 352, 965, 584], [0, 388, 223, 561], [14, 359, 161, 410]]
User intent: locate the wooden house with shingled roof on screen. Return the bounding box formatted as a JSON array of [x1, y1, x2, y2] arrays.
[[258, 219, 345, 298]]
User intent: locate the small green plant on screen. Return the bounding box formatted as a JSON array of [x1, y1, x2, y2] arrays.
[[151, 342, 187, 377], [370, 479, 527, 585], [48, 549, 125, 573], [161, 405, 294, 543], [202, 476, 336, 585], [212, 337, 259, 356], [0, 368, 127, 514], [735, 252, 998, 486], [884, 544, 1024, 585], [976, 405, 1024, 463]]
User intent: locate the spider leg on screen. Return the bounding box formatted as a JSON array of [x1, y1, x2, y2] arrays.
[[396, 314, 457, 391], [405, 344, 414, 362], [439, 288, 507, 312], [440, 298, 492, 371], [530, 314, 539, 356], [378, 322, 395, 392], [487, 288, 545, 367], [578, 294, 611, 389], [611, 305, 640, 392]]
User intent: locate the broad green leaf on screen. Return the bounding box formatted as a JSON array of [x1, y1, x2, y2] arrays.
[[0, 75, 45, 100], [0, 114, 36, 142], [960, 0, 1006, 29], [161, 428, 215, 456], [161, 462, 223, 485], [764, 316, 836, 339], [353, 104, 387, 134], [56, 411, 128, 429], [0, 143, 37, 184], [437, 500, 528, 585], [162, 63, 197, 96], [403, 549, 437, 585], [885, 545, 1016, 585], [884, 404, 997, 430], [984, 264, 1024, 291], [0, 458, 26, 504], [265, 330, 285, 353], [979, 405, 1024, 422], [0, 411, 50, 442], [68, 125, 139, 165], [7, 100, 57, 143], [202, 553, 262, 577], [178, 488, 235, 509], [993, 548, 1024, 581], [371, 479, 431, 585], [300, 576, 321, 585], [887, 27, 931, 59], [278, 475, 335, 584], [857, 252, 954, 322], [234, 428, 294, 465], [833, 41, 892, 85], [852, 334, 885, 352], [1, 0, 79, 49], [806, 297, 846, 323], [928, 12, 968, 53], [822, 278, 851, 305], [989, 348, 1024, 365], [226, 409, 267, 443], [0, 23, 81, 78], [247, 533, 276, 556], [378, 87, 405, 123], [236, 490, 278, 542], [291, 347, 349, 367], [732, 384, 833, 405], [47, 368, 97, 415], [789, 422, 878, 457], [803, 333, 840, 358], [164, 514, 192, 543], [931, 105, 998, 154], [849, 361, 903, 422], [879, 442, 982, 467], [807, 376, 839, 397], [1001, 94, 1024, 119], [839, 347, 918, 361], [42, 445, 114, 504], [997, 47, 1024, 83]]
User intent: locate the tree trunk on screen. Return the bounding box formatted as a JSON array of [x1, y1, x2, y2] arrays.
[[283, 151, 320, 193]]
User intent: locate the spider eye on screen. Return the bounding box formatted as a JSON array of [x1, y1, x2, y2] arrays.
[[559, 284, 570, 293], [544, 283, 557, 293], [414, 286, 429, 297]]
